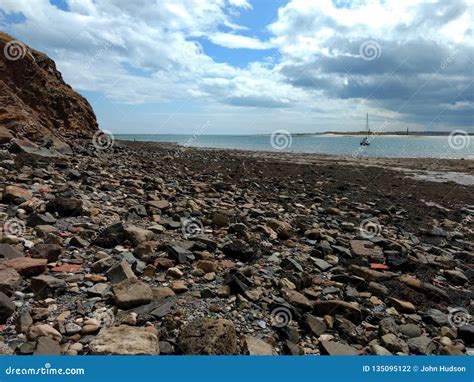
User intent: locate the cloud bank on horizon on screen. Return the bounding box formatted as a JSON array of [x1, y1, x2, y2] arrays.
[[0, 0, 472, 134]]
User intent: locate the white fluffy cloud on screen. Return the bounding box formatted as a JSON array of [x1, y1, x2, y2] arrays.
[[0, 0, 472, 133]]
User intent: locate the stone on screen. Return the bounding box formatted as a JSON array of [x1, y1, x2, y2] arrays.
[[212, 210, 232, 226], [311, 258, 332, 271], [3, 185, 32, 204], [89, 325, 159, 355], [313, 300, 362, 324], [0, 341, 14, 355], [281, 257, 303, 272], [243, 335, 275, 355], [143, 264, 156, 277], [222, 240, 254, 262], [28, 324, 62, 342], [15, 311, 33, 333], [422, 309, 449, 326], [266, 219, 293, 239], [304, 228, 322, 239], [166, 267, 183, 279], [444, 270, 468, 285], [283, 289, 313, 310], [371, 344, 392, 355], [381, 333, 409, 353], [399, 324, 422, 338], [27, 212, 56, 227], [320, 340, 359, 355], [407, 336, 436, 354], [350, 240, 383, 257], [457, 325, 474, 346], [224, 269, 252, 294], [112, 278, 153, 309], [124, 225, 154, 245], [306, 314, 327, 336], [93, 222, 126, 248], [46, 197, 83, 216], [388, 298, 416, 313], [0, 243, 23, 260], [159, 341, 174, 354], [440, 345, 464, 355], [106, 260, 136, 284], [29, 244, 63, 262], [171, 281, 188, 294], [1, 257, 47, 276], [147, 200, 170, 210], [196, 260, 218, 273], [168, 245, 195, 264], [65, 322, 82, 335], [87, 283, 110, 297], [82, 324, 100, 334], [0, 266, 21, 295], [349, 264, 391, 281], [0, 291, 16, 323], [152, 287, 175, 300], [178, 318, 237, 355], [34, 336, 61, 355], [69, 236, 89, 248], [30, 275, 66, 298]]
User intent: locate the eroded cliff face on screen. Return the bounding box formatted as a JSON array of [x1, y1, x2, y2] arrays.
[[0, 32, 98, 154]]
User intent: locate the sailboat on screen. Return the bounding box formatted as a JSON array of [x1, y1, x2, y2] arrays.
[[360, 113, 370, 146]]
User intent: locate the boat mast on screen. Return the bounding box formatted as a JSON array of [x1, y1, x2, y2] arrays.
[[366, 113, 369, 135]]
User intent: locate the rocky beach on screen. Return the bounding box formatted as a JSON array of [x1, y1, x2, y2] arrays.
[[0, 32, 473, 356]]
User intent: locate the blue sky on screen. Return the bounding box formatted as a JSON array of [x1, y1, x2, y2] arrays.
[[0, 0, 472, 135]]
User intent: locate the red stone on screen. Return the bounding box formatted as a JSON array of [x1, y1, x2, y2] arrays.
[[51, 264, 81, 273], [1, 257, 47, 276], [370, 263, 389, 270]]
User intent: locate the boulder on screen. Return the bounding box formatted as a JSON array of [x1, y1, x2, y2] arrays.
[[46, 198, 84, 217], [3, 185, 32, 204], [178, 318, 237, 355], [112, 278, 153, 309], [29, 244, 63, 262], [89, 325, 159, 355]]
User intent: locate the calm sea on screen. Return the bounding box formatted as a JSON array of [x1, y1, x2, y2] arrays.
[[114, 134, 473, 159]]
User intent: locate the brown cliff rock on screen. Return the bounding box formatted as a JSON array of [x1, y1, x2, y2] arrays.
[[0, 32, 98, 154]]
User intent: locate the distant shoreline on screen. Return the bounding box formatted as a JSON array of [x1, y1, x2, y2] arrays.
[[115, 131, 472, 138]]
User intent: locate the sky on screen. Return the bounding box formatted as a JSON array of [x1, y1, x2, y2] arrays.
[[0, 0, 473, 135]]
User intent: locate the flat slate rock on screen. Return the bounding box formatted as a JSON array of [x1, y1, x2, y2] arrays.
[[320, 340, 359, 355]]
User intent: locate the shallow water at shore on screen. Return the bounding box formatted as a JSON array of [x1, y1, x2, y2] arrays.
[[115, 134, 473, 159]]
